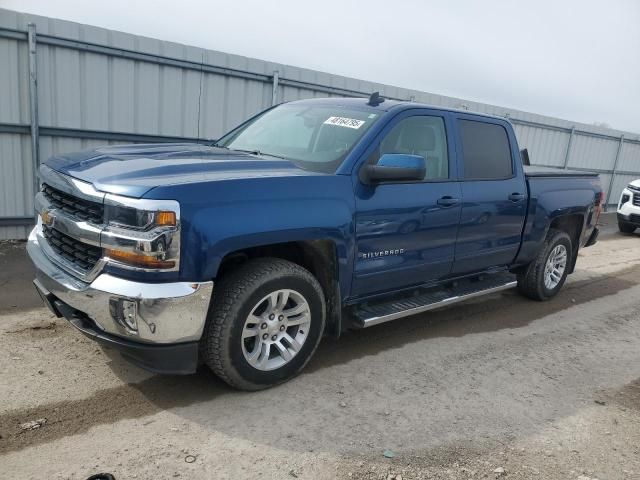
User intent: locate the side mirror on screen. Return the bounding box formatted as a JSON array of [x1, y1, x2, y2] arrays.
[[363, 153, 426, 183]]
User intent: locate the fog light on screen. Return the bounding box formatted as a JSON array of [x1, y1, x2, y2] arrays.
[[121, 300, 138, 331], [109, 298, 138, 333]]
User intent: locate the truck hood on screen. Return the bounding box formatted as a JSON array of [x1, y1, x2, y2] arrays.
[[45, 143, 321, 197]]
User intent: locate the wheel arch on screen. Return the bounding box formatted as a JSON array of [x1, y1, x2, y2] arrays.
[[548, 213, 584, 274], [216, 239, 343, 336]]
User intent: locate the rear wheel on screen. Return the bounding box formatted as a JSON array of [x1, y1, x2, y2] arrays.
[[619, 221, 636, 234], [517, 229, 572, 301], [203, 258, 325, 390]]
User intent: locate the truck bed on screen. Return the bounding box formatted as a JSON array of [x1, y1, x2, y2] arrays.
[[524, 165, 599, 178]]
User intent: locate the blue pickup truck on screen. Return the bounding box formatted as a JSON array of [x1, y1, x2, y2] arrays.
[[28, 95, 603, 390]]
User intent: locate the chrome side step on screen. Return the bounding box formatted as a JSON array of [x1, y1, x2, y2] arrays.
[[353, 273, 517, 328]]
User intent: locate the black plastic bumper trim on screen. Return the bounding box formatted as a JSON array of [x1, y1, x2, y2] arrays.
[[53, 300, 199, 375], [617, 213, 640, 227]]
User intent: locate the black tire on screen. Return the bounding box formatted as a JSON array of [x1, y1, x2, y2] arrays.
[[619, 221, 636, 234], [517, 228, 572, 301], [203, 258, 325, 390]]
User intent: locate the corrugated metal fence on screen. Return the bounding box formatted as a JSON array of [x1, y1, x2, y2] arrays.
[[1, 8, 639, 240]]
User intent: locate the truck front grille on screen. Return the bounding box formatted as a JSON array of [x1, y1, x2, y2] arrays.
[[42, 184, 104, 224], [42, 225, 102, 272], [633, 193, 640, 207]]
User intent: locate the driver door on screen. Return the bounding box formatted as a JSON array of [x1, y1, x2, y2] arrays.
[[352, 110, 461, 298]]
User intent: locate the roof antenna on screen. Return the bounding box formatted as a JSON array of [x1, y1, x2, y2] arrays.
[[367, 91, 385, 106]]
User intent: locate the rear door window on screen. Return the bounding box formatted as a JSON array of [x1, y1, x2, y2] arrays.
[[459, 120, 513, 179]]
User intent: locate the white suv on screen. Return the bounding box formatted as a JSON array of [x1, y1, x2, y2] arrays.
[[617, 180, 640, 233]]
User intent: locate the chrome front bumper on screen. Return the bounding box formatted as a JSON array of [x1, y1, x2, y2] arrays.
[[27, 226, 213, 345]]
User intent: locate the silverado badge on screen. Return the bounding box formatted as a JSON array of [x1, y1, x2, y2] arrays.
[[360, 249, 405, 259]]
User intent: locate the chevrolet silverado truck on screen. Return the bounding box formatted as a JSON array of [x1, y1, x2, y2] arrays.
[[28, 95, 603, 390]]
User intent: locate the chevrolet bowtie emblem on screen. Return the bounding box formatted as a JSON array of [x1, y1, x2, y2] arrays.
[[41, 209, 55, 227]]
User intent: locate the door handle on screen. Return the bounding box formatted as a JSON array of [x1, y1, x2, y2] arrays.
[[437, 196, 460, 207], [509, 192, 525, 202]]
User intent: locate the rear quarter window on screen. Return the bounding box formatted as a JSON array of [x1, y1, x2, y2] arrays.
[[459, 120, 513, 179]]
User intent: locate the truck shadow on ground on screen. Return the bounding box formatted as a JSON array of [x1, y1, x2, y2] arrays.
[[308, 267, 640, 375], [1, 266, 639, 456]]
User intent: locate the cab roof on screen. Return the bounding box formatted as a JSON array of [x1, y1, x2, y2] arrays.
[[287, 96, 508, 122]]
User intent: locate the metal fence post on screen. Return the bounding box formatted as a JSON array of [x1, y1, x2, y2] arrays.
[[271, 70, 279, 106], [27, 23, 40, 199], [562, 126, 575, 168], [605, 135, 625, 209]]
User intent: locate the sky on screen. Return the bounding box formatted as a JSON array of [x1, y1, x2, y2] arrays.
[[3, 0, 639, 133]]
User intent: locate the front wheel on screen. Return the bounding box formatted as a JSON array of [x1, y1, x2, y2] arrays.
[[517, 229, 572, 301], [203, 258, 325, 390]]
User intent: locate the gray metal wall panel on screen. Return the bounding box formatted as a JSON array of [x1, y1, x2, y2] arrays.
[[34, 42, 206, 137], [567, 134, 621, 170], [53, 46, 82, 128], [0, 37, 28, 124], [135, 62, 161, 134], [111, 56, 136, 132], [0, 225, 30, 241], [512, 124, 570, 168], [0, 133, 34, 216], [199, 72, 227, 138], [618, 141, 640, 173], [82, 50, 110, 131]]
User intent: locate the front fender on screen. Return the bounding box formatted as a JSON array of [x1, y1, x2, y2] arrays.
[[146, 175, 356, 297]]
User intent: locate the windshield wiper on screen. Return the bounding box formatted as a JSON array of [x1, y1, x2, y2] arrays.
[[230, 148, 288, 160]]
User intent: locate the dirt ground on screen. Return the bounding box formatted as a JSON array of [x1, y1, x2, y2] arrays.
[[1, 212, 640, 480]]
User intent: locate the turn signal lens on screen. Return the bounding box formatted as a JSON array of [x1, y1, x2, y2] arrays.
[[156, 211, 177, 226], [105, 249, 175, 269]]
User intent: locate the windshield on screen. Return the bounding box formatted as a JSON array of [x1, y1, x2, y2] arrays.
[[216, 103, 381, 173]]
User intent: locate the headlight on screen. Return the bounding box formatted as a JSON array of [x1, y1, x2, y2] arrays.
[[101, 195, 180, 271], [620, 193, 630, 205], [105, 204, 177, 230]]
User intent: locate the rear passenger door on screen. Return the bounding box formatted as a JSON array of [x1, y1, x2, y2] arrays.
[[451, 116, 527, 274]]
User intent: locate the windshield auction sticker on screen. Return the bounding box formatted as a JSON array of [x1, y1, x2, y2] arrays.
[[324, 116, 366, 129]]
